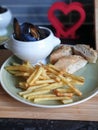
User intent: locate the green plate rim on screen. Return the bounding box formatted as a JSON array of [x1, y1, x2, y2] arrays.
[[0, 55, 98, 108]]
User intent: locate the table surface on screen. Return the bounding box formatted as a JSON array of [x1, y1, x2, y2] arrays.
[[0, 49, 98, 121]]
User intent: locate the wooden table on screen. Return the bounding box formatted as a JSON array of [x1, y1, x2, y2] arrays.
[[0, 49, 98, 121]]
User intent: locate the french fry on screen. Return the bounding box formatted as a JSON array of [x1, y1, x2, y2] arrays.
[[47, 73, 61, 82], [55, 88, 74, 93], [5, 65, 31, 72], [19, 83, 49, 96], [53, 89, 73, 97], [27, 66, 43, 85], [28, 94, 56, 100], [58, 74, 82, 96], [35, 82, 63, 92], [41, 67, 50, 79], [15, 72, 30, 77], [48, 64, 84, 84], [26, 68, 38, 84], [34, 79, 55, 84], [61, 99, 73, 104], [5, 61, 85, 105], [19, 89, 33, 96], [19, 82, 29, 89], [27, 83, 49, 91], [68, 83, 82, 96], [23, 89, 50, 99], [34, 96, 72, 103]]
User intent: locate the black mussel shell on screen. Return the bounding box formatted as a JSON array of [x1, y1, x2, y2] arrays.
[[22, 33, 37, 41], [38, 28, 49, 39], [29, 24, 40, 40], [21, 23, 39, 41], [13, 18, 48, 41], [13, 18, 22, 40], [0, 6, 7, 13]]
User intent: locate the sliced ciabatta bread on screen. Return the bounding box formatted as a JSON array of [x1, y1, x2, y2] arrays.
[[73, 44, 98, 63], [50, 45, 72, 64], [54, 55, 88, 74]]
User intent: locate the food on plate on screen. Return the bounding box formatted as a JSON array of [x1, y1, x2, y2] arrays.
[[50, 44, 98, 73], [50, 45, 73, 64], [0, 36, 9, 43], [5, 61, 85, 104], [73, 44, 98, 63], [13, 18, 48, 41], [54, 55, 88, 74]]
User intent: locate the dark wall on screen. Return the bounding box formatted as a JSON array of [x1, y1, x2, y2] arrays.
[[0, 0, 94, 25]]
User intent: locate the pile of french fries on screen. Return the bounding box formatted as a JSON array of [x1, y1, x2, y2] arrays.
[[5, 61, 85, 104]]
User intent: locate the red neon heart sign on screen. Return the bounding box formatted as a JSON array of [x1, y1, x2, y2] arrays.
[[48, 2, 86, 39]]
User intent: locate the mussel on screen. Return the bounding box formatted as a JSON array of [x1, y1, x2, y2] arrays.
[[13, 18, 22, 40], [29, 24, 40, 40], [13, 18, 47, 41]]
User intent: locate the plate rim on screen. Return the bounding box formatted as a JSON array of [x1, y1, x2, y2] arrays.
[[0, 55, 98, 108]]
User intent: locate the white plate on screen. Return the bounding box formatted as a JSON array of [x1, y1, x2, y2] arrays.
[[0, 55, 98, 108]]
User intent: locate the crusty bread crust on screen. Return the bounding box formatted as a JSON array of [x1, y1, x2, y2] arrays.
[[50, 45, 72, 64], [50, 44, 97, 74], [73, 44, 98, 63]]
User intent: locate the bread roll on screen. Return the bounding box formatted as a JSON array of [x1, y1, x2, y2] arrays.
[[54, 55, 88, 74], [73, 44, 98, 63], [50, 45, 72, 64]]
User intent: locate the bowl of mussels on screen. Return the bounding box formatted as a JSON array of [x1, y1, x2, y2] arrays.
[[0, 6, 12, 36], [5, 18, 61, 64]]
